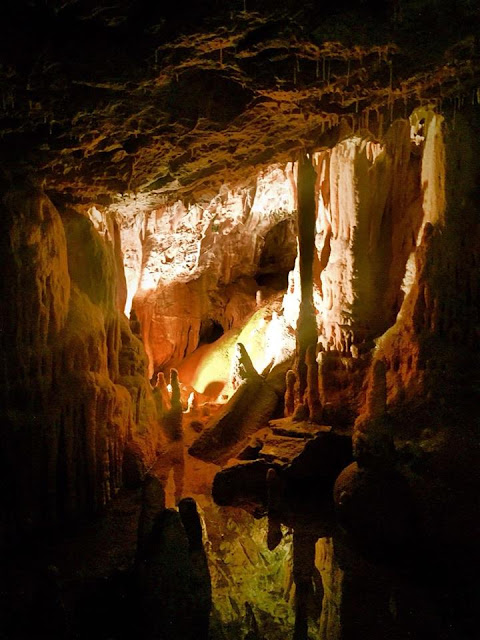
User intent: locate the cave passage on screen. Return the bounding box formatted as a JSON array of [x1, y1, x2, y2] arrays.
[[1, 3, 479, 639], [198, 319, 225, 346]]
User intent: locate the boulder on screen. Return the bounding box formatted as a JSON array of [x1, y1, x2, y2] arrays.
[[188, 376, 280, 464]]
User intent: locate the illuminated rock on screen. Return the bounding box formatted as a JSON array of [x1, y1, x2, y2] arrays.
[[188, 358, 281, 464], [284, 370, 297, 417], [115, 165, 296, 375], [230, 342, 261, 390], [0, 188, 162, 532], [283, 122, 424, 358]]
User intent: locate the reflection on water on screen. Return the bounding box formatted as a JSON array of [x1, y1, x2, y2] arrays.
[[158, 423, 474, 640], [198, 499, 468, 640]]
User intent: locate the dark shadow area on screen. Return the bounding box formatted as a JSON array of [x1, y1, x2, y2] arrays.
[[198, 319, 225, 346]]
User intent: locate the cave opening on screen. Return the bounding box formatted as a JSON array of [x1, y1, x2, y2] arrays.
[[198, 318, 225, 346]]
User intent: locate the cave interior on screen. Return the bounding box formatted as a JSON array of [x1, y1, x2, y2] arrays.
[[0, 1, 479, 639]]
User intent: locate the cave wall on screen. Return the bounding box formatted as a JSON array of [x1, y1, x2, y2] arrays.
[[0, 187, 162, 543], [283, 118, 425, 356], [354, 107, 480, 552], [107, 163, 297, 375]]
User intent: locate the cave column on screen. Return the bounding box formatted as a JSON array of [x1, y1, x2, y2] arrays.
[[295, 152, 318, 401]]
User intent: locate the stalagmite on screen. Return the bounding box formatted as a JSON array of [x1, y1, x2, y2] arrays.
[[178, 498, 212, 640], [292, 530, 317, 640], [136, 473, 166, 565], [266, 468, 283, 551], [306, 344, 322, 423], [1, 6, 479, 639], [284, 369, 297, 417], [189, 344, 280, 463], [231, 342, 261, 390], [152, 371, 171, 417]]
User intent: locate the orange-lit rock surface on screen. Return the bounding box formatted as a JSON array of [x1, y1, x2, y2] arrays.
[[0, 188, 163, 538], [108, 164, 297, 375], [283, 120, 424, 355], [1, 4, 479, 639]]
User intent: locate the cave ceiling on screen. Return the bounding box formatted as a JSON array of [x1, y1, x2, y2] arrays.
[[1, 0, 479, 208]]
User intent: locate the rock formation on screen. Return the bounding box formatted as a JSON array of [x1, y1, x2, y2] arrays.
[[135, 477, 211, 640], [0, 187, 162, 540], [1, 3, 479, 640], [188, 344, 281, 464]]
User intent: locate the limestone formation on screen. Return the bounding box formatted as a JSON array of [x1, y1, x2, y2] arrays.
[[333, 462, 416, 555], [178, 498, 212, 640], [266, 468, 283, 551], [353, 359, 395, 469], [136, 474, 166, 565], [1, 5, 479, 638], [188, 363, 280, 464], [306, 345, 323, 423], [212, 422, 352, 515], [284, 370, 297, 417], [152, 371, 171, 419], [292, 530, 317, 640], [123, 168, 297, 376], [136, 509, 194, 640], [294, 153, 318, 402], [162, 369, 183, 435], [0, 188, 162, 534], [231, 342, 261, 390], [129, 308, 142, 337]]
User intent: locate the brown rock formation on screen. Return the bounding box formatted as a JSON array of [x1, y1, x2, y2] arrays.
[[294, 153, 318, 402], [1, 3, 478, 204], [284, 369, 296, 417], [306, 344, 322, 423], [0, 187, 162, 539], [119, 166, 297, 375], [0, 5, 479, 639], [283, 120, 424, 357], [136, 492, 212, 640], [188, 350, 281, 464]]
